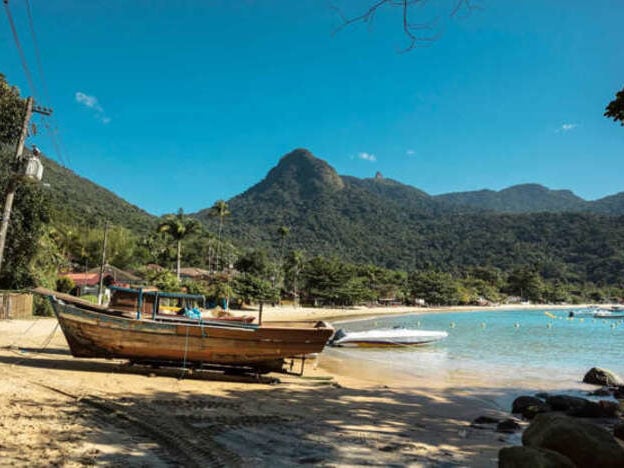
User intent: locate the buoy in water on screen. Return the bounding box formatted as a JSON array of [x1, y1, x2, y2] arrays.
[[480, 322, 486, 329], [514, 323, 520, 328], [547, 323, 552, 328], [449, 322, 456, 329]]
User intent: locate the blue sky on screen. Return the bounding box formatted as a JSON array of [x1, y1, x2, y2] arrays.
[[2, 0, 623, 215]]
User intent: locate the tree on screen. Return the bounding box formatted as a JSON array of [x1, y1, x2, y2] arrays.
[[506, 266, 544, 302], [157, 208, 200, 280], [333, 0, 479, 52], [0, 76, 51, 289], [232, 274, 278, 305], [605, 87, 624, 125], [209, 200, 230, 271], [0, 73, 26, 145], [408, 271, 462, 306], [285, 249, 305, 305]]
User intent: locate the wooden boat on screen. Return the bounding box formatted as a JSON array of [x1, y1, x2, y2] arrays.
[[34, 287, 334, 373], [330, 328, 448, 347], [107, 286, 256, 324]]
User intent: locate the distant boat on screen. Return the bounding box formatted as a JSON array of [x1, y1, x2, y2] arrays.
[[34, 287, 334, 374], [330, 328, 448, 347], [594, 309, 624, 319]]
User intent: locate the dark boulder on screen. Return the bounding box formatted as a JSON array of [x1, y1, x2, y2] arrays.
[[570, 400, 619, 418], [498, 446, 575, 468], [614, 422, 624, 441], [545, 395, 588, 412], [583, 367, 623, 387], [473, 415, 500, 425], [614, 386, 624, 399], [496, 419, 522, 433], [588, 388, 612, 397], [522, 413, 624, 468], [512, 396, 551, 419]]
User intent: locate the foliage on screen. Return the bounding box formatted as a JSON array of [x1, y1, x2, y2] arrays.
[[235, 249, 273, 278], [605, 86, 624, 125], [0, 150, 51, 288], [208, 199, 231, 271], [55, 275, 75, 293], [232, 273, 278, 304], [193, 150, 624, 290], [157, 208, 200, 278], [139, 267, 181, 291], [41, 153, 156, 233], [408, 271, 463, 306], [51, 223, 142, 270], [0, 73, 26, 145], [505, 266, 545, 302]]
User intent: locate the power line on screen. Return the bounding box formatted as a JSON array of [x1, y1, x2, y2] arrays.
[[23, 0, 48, 101], [20, 0, 70, 168], [3, 0, 38, 98]]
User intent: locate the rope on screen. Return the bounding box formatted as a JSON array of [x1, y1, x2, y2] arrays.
[[3, 0, 38, 98], [179, 325, 190, 380], [9, 321, 60, 366], [6, 315, 41, 347]]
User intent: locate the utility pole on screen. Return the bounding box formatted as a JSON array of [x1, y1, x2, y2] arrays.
[[97, 221, 109, 305], [0, 97, 52, 274]]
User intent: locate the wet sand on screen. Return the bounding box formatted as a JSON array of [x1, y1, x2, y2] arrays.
[[0, 315, 586, 467]]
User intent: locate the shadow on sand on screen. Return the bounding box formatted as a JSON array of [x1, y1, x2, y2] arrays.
[[1, 349, 589, 466]]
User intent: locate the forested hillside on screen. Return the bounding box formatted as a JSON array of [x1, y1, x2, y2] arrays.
[[194, 149, 624, 285], [38, 149, 156, 233]]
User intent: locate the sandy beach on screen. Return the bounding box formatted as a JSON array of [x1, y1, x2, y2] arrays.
[[0, 306, 600, 466]]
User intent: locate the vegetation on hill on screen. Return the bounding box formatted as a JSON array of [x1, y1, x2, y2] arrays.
[[1, 71, 623, 306], [40, 152, 156, 233]]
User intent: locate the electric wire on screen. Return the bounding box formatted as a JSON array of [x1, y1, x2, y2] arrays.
[[22, 0, 70, 168], [23, 0, 47, 101], [3, 0, 38, 98]]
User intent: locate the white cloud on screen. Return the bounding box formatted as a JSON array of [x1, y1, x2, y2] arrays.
[[358, 152, 376, 162], [406, 149, 415, 156], [75, 91, 110, 124], [557, 123, 578, 132]]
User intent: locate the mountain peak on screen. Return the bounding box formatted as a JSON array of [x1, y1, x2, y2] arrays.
[[266, 148, 344, 192]]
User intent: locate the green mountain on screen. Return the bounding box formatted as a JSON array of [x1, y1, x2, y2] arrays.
[[194, 149, 624, 284], [38, 150, 156, 232], [591, 192, 624, 215], [436, 184, 588, 213]]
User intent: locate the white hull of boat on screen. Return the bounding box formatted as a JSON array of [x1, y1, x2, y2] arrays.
[[332, 329, 448, 347]]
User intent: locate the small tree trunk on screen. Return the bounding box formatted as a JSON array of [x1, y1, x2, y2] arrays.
[[176, 240, 181, 280], [216, 218, 223, 271]]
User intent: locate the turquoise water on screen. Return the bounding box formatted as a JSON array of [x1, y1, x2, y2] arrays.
[[328, 309, 624, 387]]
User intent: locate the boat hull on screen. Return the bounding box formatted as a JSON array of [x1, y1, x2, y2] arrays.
[[51, 299, 333, 368], [331, 329, 448, 347]]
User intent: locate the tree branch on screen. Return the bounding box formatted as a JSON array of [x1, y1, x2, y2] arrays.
[[332, 0, 480, 52]]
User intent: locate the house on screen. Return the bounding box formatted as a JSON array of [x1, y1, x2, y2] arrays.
[[179, 267, 211, 280], [63, 264, 144, 296]]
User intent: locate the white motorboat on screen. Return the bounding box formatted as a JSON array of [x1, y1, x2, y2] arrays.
[[594, 309, 624, 319], [330, 328, 448, 347]]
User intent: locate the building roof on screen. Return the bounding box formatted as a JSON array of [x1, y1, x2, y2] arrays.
[[63, 272, 100, 286], [179, 267, 211, 279], [85, 264, 143, 283]]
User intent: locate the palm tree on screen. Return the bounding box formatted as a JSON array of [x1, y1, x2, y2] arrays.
[[285, 249, 304, 306], [157, 208, 200, 280], [277, 226, 290, 265], [209, 200, 230, 271]]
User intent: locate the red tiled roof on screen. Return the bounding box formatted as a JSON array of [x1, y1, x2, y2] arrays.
[[63, 273, 100, 286]]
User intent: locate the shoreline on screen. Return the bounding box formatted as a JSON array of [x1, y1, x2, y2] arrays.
[[258, 302, 603, 323], [0, 313, 609, 466]]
